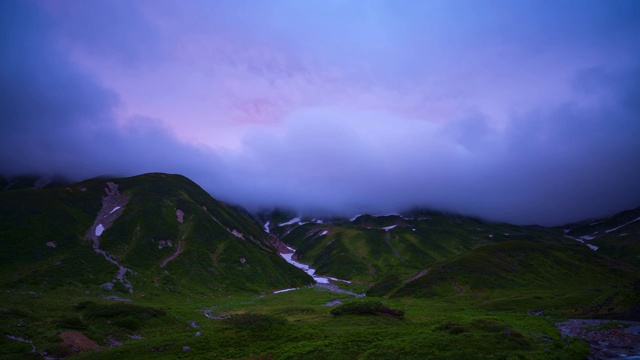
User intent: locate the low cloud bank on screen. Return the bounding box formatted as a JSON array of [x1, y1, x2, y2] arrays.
[[1, 1, 639, 226]]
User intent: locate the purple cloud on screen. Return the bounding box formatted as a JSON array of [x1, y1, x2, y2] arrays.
[[1, 0, 639, 225]]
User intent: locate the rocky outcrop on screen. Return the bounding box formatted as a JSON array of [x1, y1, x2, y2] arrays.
[[85, 182, 133, 292]]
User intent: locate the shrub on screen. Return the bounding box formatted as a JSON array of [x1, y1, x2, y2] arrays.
[[330, 300, 404, 317]]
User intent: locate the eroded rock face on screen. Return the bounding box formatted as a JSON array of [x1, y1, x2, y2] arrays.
[[85, 182, 133, 292], [176, 209, 184, 223]]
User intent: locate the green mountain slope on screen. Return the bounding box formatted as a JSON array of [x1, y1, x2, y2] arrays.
[[269, 210, 640, 319], [563, 206, 640, 266], [393, 241, 639, 316], [272, 211, 572, 284], [0, 173, 312, 298], [1, 173, 639, 359]]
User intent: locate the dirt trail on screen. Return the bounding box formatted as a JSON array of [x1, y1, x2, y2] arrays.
[[85, 182, 133, 293]]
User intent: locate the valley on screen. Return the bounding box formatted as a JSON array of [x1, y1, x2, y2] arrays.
[[1, 173, 639, 359]]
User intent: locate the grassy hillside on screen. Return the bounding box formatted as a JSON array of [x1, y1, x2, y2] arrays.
[[0, 173, 312, 298], [272, 211, 640, 321], [563, 206, 640, 266], [392, 241, 639, 317], [273, 212, 579, 284], [1, 173, 639, 359]]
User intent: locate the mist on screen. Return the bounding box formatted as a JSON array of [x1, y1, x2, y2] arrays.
[[2, 0, 640, 226]]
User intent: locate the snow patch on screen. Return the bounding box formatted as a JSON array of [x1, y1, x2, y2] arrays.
[[279, 217, 302, 226], [565, 235, 598, 251], [565, 235, 584, 244], [263, 221, 270, 233], [157, 240, 172, 249], [580, 234, 597, 240], [95, 224, 104, 236], [320, 230, 328, 236], [382, 225, 397, 231], [605, 216, 640, 233], [273, 288, 298, 294], [350, 214, 362, 222], [315, 219, 324, 224], [109, 206, 121, 214], [279, 245, 348, 284]]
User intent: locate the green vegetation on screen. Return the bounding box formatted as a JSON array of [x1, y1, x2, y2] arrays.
[[0, 172, 638, 358], [0, 287, 592, 359]]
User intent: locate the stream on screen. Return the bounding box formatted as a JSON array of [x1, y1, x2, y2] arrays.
[[276, 245, 364, 297]]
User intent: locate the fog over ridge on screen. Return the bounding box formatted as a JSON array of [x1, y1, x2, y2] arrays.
[[2, 0, 640, 226]]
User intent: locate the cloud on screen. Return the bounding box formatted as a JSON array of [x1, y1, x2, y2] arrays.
[[0, 1, 216, 180], [1, 0, 639, 226]]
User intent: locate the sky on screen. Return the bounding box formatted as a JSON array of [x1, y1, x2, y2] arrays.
[[1, 0, 640, 225]]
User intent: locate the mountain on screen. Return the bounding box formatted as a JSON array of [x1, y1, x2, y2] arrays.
[[269, 209, 640, 319], [1, 174, 71, 191], [563, 206, 640, 266], [1, 172, 639, 359], [0, 173, 312, 298]]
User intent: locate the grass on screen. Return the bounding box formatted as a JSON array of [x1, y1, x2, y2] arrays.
[[0, 283, 594, 359], [0, 173, 638, 358]]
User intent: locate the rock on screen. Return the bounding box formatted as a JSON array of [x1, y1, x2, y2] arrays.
[[195, 332, 202, 337], [182, 346, 191, 352], [100, 282, 114, 290]]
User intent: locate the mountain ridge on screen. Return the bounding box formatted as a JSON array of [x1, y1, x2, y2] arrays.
[[1, 172, 639, 358]]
